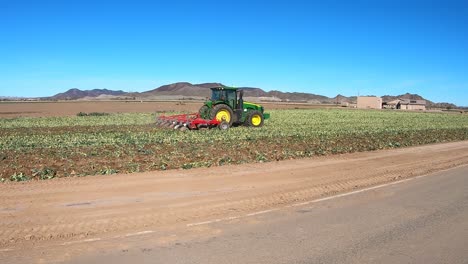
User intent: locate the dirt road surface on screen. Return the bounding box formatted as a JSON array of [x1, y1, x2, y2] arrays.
[[1, 141, 468, 263], [72, 163, 468, 264]]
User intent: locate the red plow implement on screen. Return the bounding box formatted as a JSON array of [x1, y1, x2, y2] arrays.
[[155, 113, 228, 131]]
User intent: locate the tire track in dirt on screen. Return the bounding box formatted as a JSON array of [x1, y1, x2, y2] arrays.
[[1, 141, 467, 246]]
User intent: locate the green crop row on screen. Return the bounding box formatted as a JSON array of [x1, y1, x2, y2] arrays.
[[0, 113, 155, 128]]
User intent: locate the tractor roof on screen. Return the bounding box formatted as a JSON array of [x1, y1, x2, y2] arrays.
[[210, 86, 238, 91]]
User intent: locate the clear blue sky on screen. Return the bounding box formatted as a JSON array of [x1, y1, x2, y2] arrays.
[[1, 0, 467, 106]]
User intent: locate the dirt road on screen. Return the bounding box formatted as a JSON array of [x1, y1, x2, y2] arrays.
[[72, 164, 468, 264], [1, 141, 468, 262]]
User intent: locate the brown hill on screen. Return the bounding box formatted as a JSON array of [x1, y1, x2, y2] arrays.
[[139, 83, 337, 103], [51, 88, 126, 100], [381, 93, 456, 108], [267, 90, 330, 103], [137, 82, 222, 98], [381, 93, 427, 103]]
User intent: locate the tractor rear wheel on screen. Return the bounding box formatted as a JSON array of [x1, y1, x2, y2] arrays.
[[210, 104, 234, 126], [199, 105, 209, 119], [246, 110, 264, 127]]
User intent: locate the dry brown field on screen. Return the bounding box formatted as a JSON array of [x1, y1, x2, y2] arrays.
[[0, 101, 338, 118]]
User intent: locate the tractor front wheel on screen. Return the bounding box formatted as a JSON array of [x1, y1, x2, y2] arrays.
[[246, 110, 264, 127], [210, 104, 234, 126]]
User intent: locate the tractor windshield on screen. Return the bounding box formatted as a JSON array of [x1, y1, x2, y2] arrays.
[[211, 89, 225, 101]]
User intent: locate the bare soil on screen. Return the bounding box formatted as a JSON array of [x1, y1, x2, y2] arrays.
[[1, 141, 467, 255], [0, 101, 337, 118]]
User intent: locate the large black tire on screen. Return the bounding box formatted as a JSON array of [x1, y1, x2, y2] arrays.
[[210, 104, 234, 126], [245, 110, 264, 127], [199, 105, 209, 119]]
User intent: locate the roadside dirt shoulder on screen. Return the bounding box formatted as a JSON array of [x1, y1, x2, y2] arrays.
[[1, 141, 468, 248]]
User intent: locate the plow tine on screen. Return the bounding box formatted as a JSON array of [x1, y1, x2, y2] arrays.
[[156, 118, 170, 128], [156, 112, 209, 131]]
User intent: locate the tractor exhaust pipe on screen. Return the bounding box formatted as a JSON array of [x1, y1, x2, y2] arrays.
[[238, 90, 244, 110]]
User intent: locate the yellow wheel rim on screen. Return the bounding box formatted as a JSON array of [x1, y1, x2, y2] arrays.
[[251, 114, 262, 126], [216, 110, 231, 122]]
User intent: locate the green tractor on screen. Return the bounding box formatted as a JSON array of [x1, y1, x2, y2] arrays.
[[199, 86, 270, 128]]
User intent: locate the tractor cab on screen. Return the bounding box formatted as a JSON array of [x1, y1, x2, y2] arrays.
[[209, 87, 238, 110]]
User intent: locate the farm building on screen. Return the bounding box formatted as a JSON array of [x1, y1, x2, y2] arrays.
[[357, 96, 382, 109], [384, 99, 426, 110], [399, 99, 426, 110]]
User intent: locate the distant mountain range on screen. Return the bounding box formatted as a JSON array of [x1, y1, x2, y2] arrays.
[[11, 82, 457, 108], [50, 88, 126, 100]]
